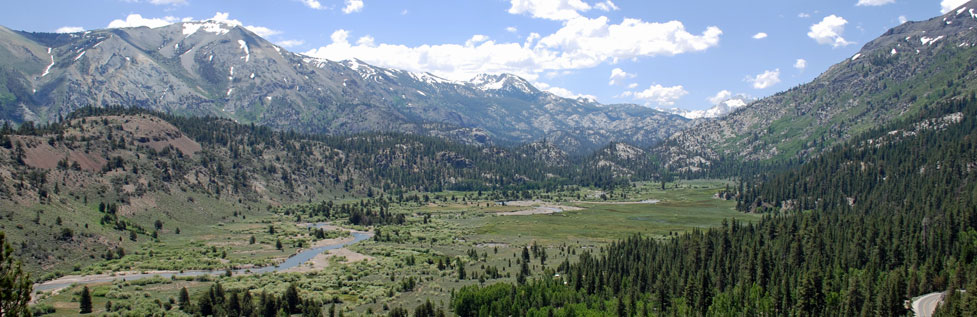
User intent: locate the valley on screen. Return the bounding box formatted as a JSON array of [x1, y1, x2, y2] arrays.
[[2, 1, 977, 316]]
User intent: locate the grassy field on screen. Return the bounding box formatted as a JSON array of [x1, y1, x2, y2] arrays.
[[30, 180, 760, 315], [473, 180, 759, 245]]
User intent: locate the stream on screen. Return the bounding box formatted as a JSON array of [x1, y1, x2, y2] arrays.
[[35, 226, 372, 293]]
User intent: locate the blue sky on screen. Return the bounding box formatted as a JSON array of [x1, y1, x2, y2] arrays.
[[0, 0, 969, 110]]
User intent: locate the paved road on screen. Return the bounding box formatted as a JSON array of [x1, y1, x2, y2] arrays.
[[912, 291, 945, 317]]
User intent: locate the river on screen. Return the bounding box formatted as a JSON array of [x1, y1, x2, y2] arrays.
[[34, 228, 372, 293]]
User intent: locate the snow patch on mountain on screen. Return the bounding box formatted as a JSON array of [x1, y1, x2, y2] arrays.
[[238, 40, 250, 63], [409, 72, 457, 86], [182, 21, 232, 37], [468, 73, 534, 94], [41, 49, 54, 77]]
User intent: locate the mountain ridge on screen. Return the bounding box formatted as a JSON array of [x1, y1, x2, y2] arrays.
[[655, 0, 977, 172], [0, 21, 689, 154]]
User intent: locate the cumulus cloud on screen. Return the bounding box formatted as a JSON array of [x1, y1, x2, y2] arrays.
[[465, 35, 490, 47], [627, 83, 638, 89], [808, 15, 854, 47], [748, 69, 781, 89], [707, 90, 732, 104], [245, 25, 281, 37], [898, 15, 908, 24], [123, 0, 188, 5], [608, 68, 635, 85], [304, 17, 722, 81], [623, 84, 688, 106], [107, 14, 188, 28], [343, 0, 364, 14], [794, 58, 807, 70], [752, 32, 768, 39], [277, 40, 305, 48], [506, 26, 518, 33], [798, 12, 811, 18], [106, 12, 280, 39], [594, 0, 619, 11], [508, 0, 592, 21], [941, 0, 968, 13], [534, 81, 597, 101], [300, 0, 323, 9], [55, 26, 85, 33], [856, 0, 895, 6]]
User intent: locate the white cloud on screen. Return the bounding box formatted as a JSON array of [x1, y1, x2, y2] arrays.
[[107, 14, 186, 28], [798, 12, 811, 18], [506, 26, 518, 33], [106, 12, 280, 39], [300, 0, 323, 9], [123, 0, 188, 5], [356, 35, 375, 46], [856, 0, 895, 6], [807, 15, 854, 48], [276, 40, 305, 48], [343, 0, 364, 14], [941, 0, 968, 13], [752, 32, 768, 39], [748, 69, 781, 89], [707, 90, 732, 104], [245, 25, 281, 38], [794, 58, 807, 70], [608, 67, 635, 85], [465, 35, 490, 47], [624, 84, 687, 106], [304, 17, 721, 81], [204, 12, 281, 38], [594, 0, 619, 11], [534, 81, 596, 101], [627, 83, 638, 89], [55, 26, 85, 33], [898, 15, 908, 24], [508, 0, 592, 21]]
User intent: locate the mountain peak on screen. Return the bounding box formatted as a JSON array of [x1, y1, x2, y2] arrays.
[[468, 73, 536, 94]]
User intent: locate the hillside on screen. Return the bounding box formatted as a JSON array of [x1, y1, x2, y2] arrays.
[[657, 1, 977, 172], [451, 89, 977, 317], [0, 22, 688, 154], [0, 107, 606, 273]]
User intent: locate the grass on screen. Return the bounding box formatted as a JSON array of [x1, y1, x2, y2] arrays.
[[472, 180, 760, 245], [30, 180, 761, 315]]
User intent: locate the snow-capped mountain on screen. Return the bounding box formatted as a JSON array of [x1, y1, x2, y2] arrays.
[[0, 20, 689, 153]]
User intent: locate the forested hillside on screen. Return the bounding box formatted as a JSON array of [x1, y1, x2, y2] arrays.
[[451, 95, 977, 316], [0, 107, 622, 273], [657, 3, 977, 173]]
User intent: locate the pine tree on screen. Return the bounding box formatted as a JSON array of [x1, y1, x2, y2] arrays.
[[79, 286, 93, 314], [179, 286, 191, 312], [0, 232, 31, 317]]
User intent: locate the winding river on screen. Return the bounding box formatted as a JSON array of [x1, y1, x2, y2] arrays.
[[34, 228, 372, 293]]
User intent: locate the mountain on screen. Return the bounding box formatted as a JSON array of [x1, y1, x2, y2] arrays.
[[658, 97, 751, 120], [0, 21, 689, 154], [656, 1, 977, 172]]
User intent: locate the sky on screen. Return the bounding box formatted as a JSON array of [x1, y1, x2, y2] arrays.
[[0, 0, 970, 110]]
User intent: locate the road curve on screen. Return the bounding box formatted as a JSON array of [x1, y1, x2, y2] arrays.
[[912, 291, 945, 317]]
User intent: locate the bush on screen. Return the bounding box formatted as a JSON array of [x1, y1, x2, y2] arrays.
[[30, 304, 56, 315]]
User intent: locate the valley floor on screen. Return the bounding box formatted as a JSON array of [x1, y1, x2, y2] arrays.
[[27, 180, 756, 315]]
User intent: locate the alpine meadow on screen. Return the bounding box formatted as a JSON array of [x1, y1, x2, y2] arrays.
[[3, 0, 977, 316]]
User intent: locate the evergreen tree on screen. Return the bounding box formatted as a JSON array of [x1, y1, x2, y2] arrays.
[[0, 232, 31, 317], [79, 286, 93, 314]]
